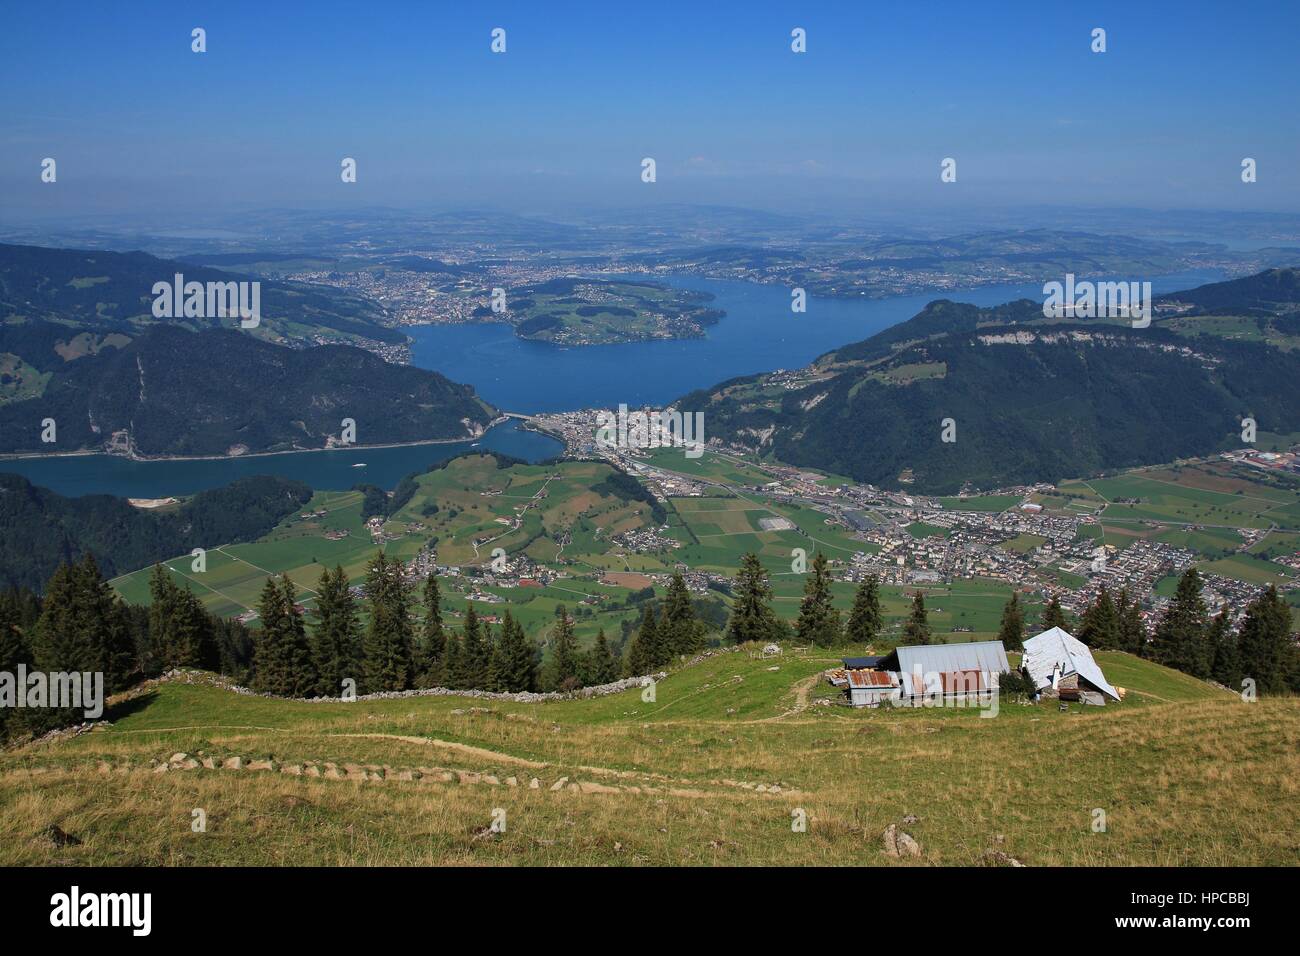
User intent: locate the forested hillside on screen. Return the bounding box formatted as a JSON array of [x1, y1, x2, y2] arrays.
[[683, 270, 1300, 493], [0, 473, 313, 592], [0, 322, 496, 455]]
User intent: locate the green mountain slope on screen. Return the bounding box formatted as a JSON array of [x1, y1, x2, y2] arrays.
[[682, 270, 1300, 493], [0, 242, 404, 347], [0, 322, 496, 456]]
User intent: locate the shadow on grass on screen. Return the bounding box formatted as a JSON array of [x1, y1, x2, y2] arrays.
[[104, 691, 159, 722]]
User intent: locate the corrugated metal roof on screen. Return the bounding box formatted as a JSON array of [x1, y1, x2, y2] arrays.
[[847, 669, 898, 688], [842, 656, 883, 669], [1022, 627, 1120, 700], [891, 641, 1010, 679]]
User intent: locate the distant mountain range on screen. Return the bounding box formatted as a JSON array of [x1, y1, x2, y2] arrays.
[[0, 242, 404, 348], [682, 269, 1300, 494]]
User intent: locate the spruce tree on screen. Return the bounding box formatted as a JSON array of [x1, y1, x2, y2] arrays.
[[660, 572, 703, 656], [1041, 595, 1070, 632], [997, 592, 1025, 652], [903, 590, 932, 645], [1150, 568, 1210, 678], [33, 556, 134, 695], [725, 553, 780, 645], [1116, 588, 1146, 656], [1207, 608, 1241, 690], [1236, 585, 1295, 694], [587, 628, 619, 685], [251, 576, 317, 697], [442, 630, 464, 689], [624, 604, 661, 675], [361, 552, 414, 692], [310, 565, 363, 697], [485, 621, 504, 692], [547, 606, 580, 690], [845, 575, 883, 646], [1077, 586, 1121, 650], [494, 612, 538, 693], [148, 565, 212, 671], [460, 603, 493, 689], [413, 571, 447, 688], [795, 552, 842, 647]]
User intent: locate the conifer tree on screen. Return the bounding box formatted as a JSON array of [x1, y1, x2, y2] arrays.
[[1116, 588, 1146, 656], [725, 553, 780, 645], [33, 556, 134, 694], [458, 602, 490, 690], [547, 605, 581, 691], [147, 565, 213, 672], [660, 572, 704, 656], [361, 552, 414, 692], [1236, 585, 1296, 694], [413, 571, 447, 688], [310, 565, 363, 697], [1150, 568, 1210, 678], [1077, 586, 1121, 650], [1207, 608, 1241, 690], [442, 629, 464, 689], [997, 592, 1025, 652], [796, 552, 842, 647], [624, 603, 661, 675], [903, 590, 932, 645], [493, 611, 537, 692], [1041, 595, 1070, 632], [586, 628, 619, 685], [251, 576, 316, 696], [845, 575, 883, 646]]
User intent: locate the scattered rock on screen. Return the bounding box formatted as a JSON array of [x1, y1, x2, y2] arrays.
[[882, 823, 922, 858], [39, 824, 81, 848], [549, 776, 569, 791], [983, 849, 1025, 867]]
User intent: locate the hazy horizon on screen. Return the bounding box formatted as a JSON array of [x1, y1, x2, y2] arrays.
[[4, 0, 1298, 227]]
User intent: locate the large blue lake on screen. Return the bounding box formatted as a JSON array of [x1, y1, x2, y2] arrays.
[[1, 418, 561, 498], [1, 268, 1224, 497], [408, 271, 1225, 413]]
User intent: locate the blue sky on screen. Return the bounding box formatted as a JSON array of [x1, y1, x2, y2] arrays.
[[2, 0, 1297, 222]]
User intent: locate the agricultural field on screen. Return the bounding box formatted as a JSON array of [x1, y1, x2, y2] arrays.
[[637, 446, 773, 486], [502, 279, 723, 345], [666, 493, 870, 574], [1054, 461, 1300, 586], [3, 646, 1292, 867], [110, 456, 671, 647]]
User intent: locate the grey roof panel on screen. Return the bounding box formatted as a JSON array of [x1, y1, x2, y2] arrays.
[[1022, 627, 1120, 700], [893, 641, 1010, 681]]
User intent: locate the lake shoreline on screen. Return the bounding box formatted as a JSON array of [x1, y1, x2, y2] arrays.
[[0, 417, 517, 465]]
